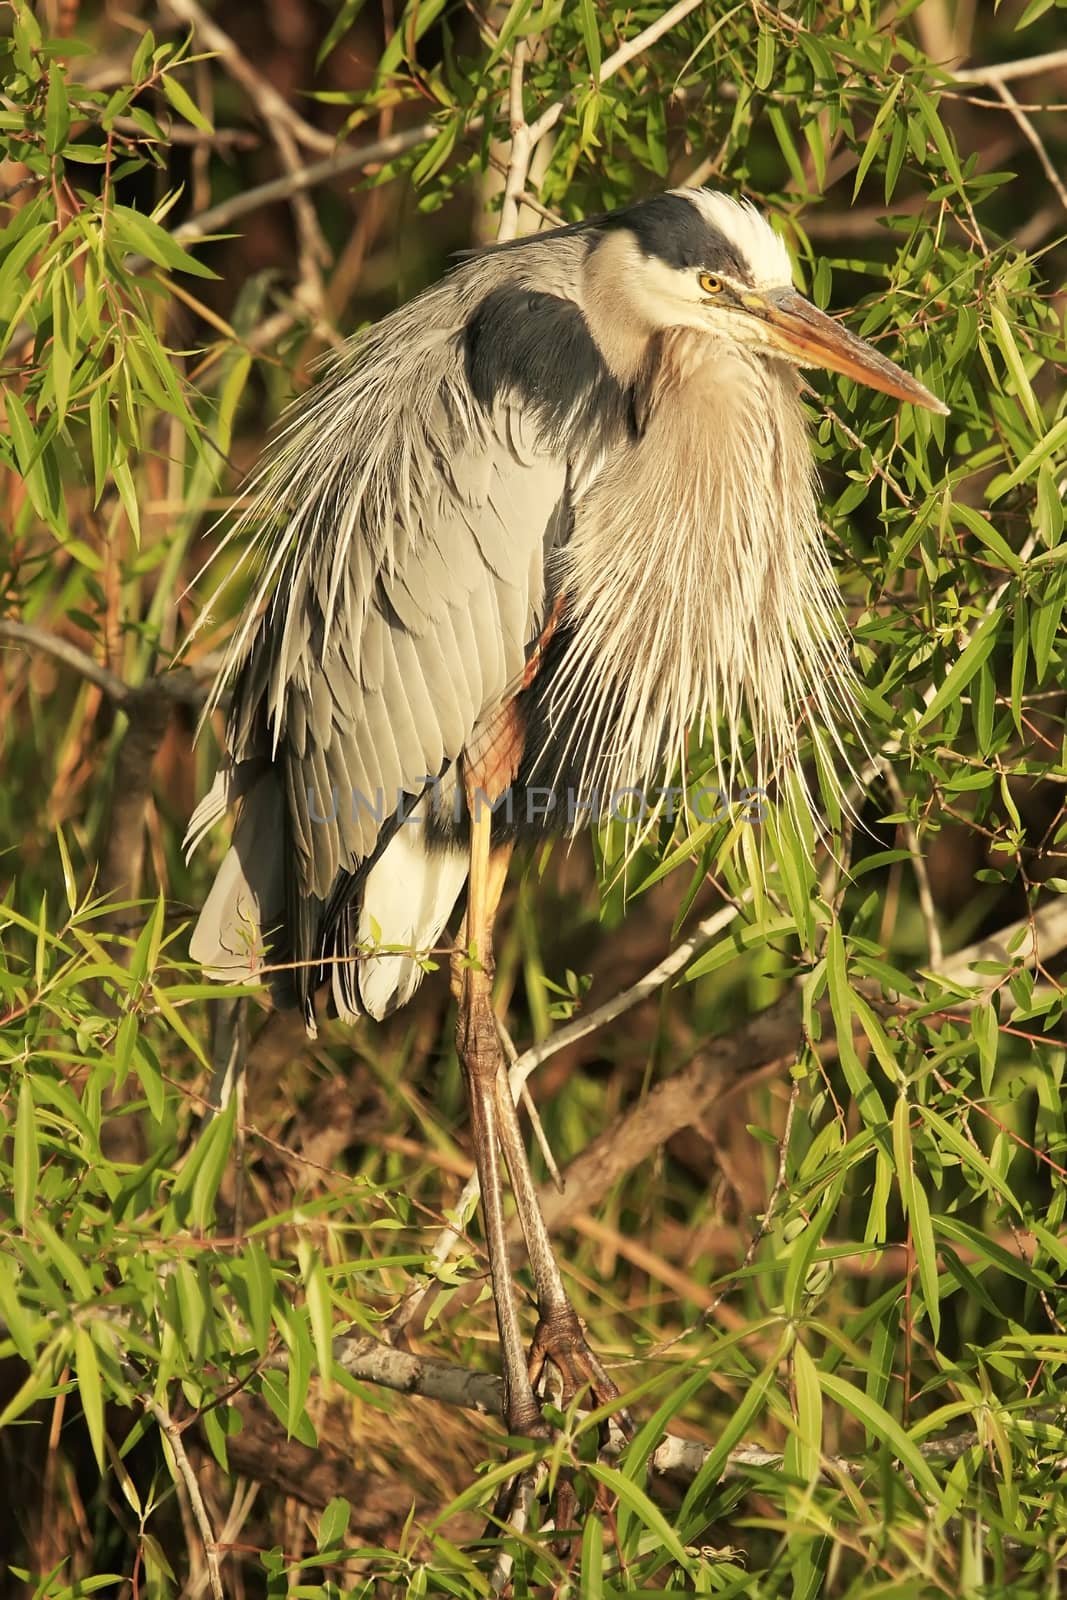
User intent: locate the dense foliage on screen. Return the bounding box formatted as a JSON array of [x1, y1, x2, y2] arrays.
[[1, 0, 1066, 1595]]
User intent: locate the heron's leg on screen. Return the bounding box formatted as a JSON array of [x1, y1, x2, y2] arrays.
[[456, 801, 545, 1438], [491, 1073, 625, 1419]]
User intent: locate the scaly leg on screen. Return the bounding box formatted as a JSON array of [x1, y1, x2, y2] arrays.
[[456, 800, 544, 1437], [492, 1080, 626, 1421], [457, 774, 625, 1434]]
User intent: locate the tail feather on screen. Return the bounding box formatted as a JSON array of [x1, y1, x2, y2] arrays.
[[352, 813, 468, 1021], [188, 772, 286, 982], [188, 776, 467, 1025]]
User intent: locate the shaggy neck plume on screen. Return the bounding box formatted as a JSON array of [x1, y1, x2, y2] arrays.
[[542, 328, 855, 814]]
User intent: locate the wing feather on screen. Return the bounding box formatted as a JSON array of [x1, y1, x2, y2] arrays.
[[188, 231, 635, 1015]]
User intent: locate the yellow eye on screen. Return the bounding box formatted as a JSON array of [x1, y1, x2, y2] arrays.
[[699, 273, 724, 296]]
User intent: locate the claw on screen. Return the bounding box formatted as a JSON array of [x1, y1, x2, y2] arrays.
[[528, 1305, 633, 1436]]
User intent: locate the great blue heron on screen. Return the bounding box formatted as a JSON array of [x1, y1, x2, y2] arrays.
[[187, 187, 945, 1435]]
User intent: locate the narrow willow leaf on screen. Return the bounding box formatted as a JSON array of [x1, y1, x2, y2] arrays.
[[585, 1461, 695, 1571], [826, 923, 886, 1127], [817, 1372, 940, 1499], [318, 1495, 351, 1553], [915, 610, 1003, 729], [580, 1510, 604, 1598], [305, 1251, 334, 1392], [988, 413, 1067, 500], [790, 1339, 823, 1487], [160, 71, 214, 133], [44, 67, 70, 155], [853, 79, 902, 199], [14, 1079, 39, 1229], [74, 1324, 106, 1470]]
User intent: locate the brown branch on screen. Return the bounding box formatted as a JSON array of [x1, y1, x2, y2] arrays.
[[160, 0, 335, 155], [953, 49, 1067, 85], [0, 620, 218, 709], [260, 1329, 1062, 1489], [990, 78, 1067, 218], [496, 0, 705, 233], [149, 1399, 225, 1600], [160, 0, 332, 324], [170, 123, 438, 246], [536, 1002, 803, 1237]]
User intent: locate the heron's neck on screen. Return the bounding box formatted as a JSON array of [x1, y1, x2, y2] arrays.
[[578, 237, 663, 385], [544, 332, 855, 809]]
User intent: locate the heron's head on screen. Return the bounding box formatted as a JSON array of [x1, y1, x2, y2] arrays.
[[584, 188, 947, 414]]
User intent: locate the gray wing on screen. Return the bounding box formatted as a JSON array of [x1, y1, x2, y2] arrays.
[[187, 240, 620, 997], [236, 401, 570, 895]]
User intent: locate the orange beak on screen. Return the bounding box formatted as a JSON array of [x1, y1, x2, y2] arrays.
[[744, 288, 949, 415]]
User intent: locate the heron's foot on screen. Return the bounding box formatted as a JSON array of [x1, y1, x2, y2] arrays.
[[528, 1304, 633, 1437]]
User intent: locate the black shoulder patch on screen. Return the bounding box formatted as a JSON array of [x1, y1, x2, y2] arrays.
[[463, 285, 632, 441], [603, 192, 750, 281]]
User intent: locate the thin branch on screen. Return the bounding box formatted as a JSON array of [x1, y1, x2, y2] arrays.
[[499, 0, 705, 231], [953, 49, 1067, 85], [0, 619, 220, 708], [170, 124, 438, 246], [161, 0, 332, 321], [0, 619, 132, 704], [496, 37, 535, 243], [268, 1329, 1064, 1487], [880, 761, 943, 971], [991, 78, 1067, 217], [110, 115, 260, 149], [161, 0, 335, 155], [149, 1399, 225, 1600]]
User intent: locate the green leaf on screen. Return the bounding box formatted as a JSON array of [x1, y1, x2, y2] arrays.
[[74, 1324, 106, 1470], [915, 610, 1004, 729], [577, 0, 601, 78], [988, 413, 1067, 501], [853, 79, 902, 199], [304, 1250, 335, 1390], [754, 28, 775, 91], [788, 1338, 823, 1487], [160, 71, 214, 133], [14, 1078, 39, 1230], [171, 1097, 236, 1228], [44, 67, 70, 155], [318, 1495, 351, 1553], [244, 1243, 276, 1353], [817, 1372, 940, 1499], [585, 1461, 695, 1573], [108, 203, 216, 279], [826, 924, 887, 1127]]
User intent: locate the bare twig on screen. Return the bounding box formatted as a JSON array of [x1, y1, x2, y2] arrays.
[[161, 0, 334, 155], [496, 37, 534, 243], [496, 0, 705, 234], [991, 78, 1067, 217], [110, 114, 259, 149], [0, 619, 219, 708], [171, 123, 438, 246], [149, 1399, 225, 1600], [267, 1328, 1064, 1487], [0, 618, 131, 704], [953, 49, 1067, 85], [880, 761, 943, 971], [161, 0, 332, 320]]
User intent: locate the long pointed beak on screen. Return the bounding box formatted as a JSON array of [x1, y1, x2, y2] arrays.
[[744, 288, 949, 415]]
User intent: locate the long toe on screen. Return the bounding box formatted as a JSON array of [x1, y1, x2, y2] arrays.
[[529, 1305, 633, 1435]]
